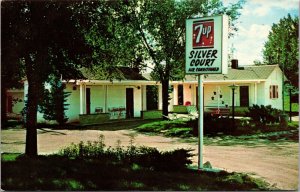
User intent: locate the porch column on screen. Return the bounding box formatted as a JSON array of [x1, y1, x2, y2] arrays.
[[173, 84, 178, 105], [104, 85, 108, 113], [158, 84, 162, 110], [168, 87, 174, 112], [142, 85, 147, 111], [254, 83, 257, 105], [191, 84, 196, 105], [80, 83, 86, 114]]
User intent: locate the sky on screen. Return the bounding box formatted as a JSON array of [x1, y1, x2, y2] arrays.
[[223, 0, 299, 66]]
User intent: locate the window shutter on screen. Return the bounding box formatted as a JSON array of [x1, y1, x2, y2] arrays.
[[276, 85, 279, 98], [269, 86, 272, 99]]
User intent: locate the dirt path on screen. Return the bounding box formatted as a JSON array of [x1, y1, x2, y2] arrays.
[[1, 127, 298, 190]]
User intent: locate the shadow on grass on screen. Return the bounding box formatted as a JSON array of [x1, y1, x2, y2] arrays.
[[203, 129, 299, 147], [37, 128, 67, 135], [1, 153, 271, 191], [1, 141, 25, 145], [79, 119, 158, 131], [34, 119, 158, 131]]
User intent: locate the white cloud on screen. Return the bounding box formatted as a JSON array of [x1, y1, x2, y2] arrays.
[[249, 0, 299, 10], [223, 0, 298, 65], [242, 0, 298, 17], [229, 24, 271, 65], [224, 0, 299, 17], [233, 38, 265, 65], [239, 24, 271, 39], [252, 6, 270, 17]]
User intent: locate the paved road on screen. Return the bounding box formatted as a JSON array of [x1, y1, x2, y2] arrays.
[[1, 127, 298, 190]]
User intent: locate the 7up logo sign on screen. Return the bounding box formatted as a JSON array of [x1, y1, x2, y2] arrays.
[[193, 20, 214, 48], [186, 15, 228, 74]]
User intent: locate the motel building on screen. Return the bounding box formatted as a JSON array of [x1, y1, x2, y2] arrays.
[[6, 62, 284, 125]]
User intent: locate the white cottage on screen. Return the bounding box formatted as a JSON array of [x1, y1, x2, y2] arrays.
[[11, 64, 284, 123], [165, 64, 284, 112], [23, 67, 158, 123], [5, 89, 24, 120]]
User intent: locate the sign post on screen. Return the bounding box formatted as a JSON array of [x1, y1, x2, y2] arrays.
[[198, 74, 204, 169], [186, 15, 228, 170]]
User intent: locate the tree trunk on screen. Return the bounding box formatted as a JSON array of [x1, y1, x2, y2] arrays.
[[162, 79, 169, 120], [25, 81, 38, 157]]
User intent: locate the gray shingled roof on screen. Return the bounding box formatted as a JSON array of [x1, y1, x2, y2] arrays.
[[184, 65, 279, 81], [82, 67, 147, 81]]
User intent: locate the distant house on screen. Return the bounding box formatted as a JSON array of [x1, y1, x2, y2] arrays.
[[5, 89, 24, 119], [9, 64, 284, 123]]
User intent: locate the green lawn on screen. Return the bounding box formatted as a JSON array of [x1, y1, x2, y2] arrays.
[[1, 153, 271, 191], [284, 95, 299, 113]]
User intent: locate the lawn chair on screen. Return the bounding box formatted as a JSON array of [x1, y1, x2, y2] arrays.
[[186, 105, 198, 119], [162, 113, 178, 120]]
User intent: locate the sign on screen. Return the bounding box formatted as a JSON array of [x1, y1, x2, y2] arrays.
[[185, 15, 228, 74]]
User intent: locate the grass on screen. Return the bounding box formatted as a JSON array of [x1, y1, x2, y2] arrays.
[[2, 119, 158, 131], [284, 95, 299, 113], [1, 153, 272, 191], [135, 120, 193, 138], [203, 129, 299, 146], [135, 119, 298, 147]]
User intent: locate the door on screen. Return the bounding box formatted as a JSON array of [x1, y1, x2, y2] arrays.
[[86, 88, 91, 114], [240, 86, 249, 107], [126, 88, 134, 118], [178, 85, 183, 105]]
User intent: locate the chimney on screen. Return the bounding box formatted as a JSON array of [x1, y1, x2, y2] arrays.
[[231, 59, 238, 69]]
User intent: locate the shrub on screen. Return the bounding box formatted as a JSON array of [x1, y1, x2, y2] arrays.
[[246, 105, 281, 125], [189, 114, 234, 136], [58, 134, 194, 171], [279, 113, 288, 129]]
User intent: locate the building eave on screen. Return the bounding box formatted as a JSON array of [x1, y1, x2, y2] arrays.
[[6, 89, 24, 93], [170, 79, 266, 85], [63, 79, 159, 86]]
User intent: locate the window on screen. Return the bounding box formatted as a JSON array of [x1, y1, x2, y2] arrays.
[[269, 85, 279, 99]]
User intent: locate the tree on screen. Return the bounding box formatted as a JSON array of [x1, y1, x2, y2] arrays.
[[73, 0, 148, 80], [1, 2, 25, 125], [253, 59, 264, 65], [2, 1, 92, 157], [38, 76, 71, 125], [263, 14, 299, 88], [81, 0, 244, 119], [122, 0, 244, 119]]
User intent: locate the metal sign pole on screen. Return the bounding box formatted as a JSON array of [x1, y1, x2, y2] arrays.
[[198, 74, 204, 170], [186, 15, 228, 171]]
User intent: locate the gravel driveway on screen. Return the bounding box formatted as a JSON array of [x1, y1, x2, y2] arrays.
[[1, 126, 298, 190]]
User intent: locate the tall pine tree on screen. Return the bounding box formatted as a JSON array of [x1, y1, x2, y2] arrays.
[[39, 76, 70, 125]]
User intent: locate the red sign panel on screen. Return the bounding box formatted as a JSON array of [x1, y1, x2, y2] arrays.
[[193, 20, 214, 48]]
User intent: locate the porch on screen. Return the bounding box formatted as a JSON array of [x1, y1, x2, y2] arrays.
[[65, 80, 160, 124], [166, 80, 263, 113]]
